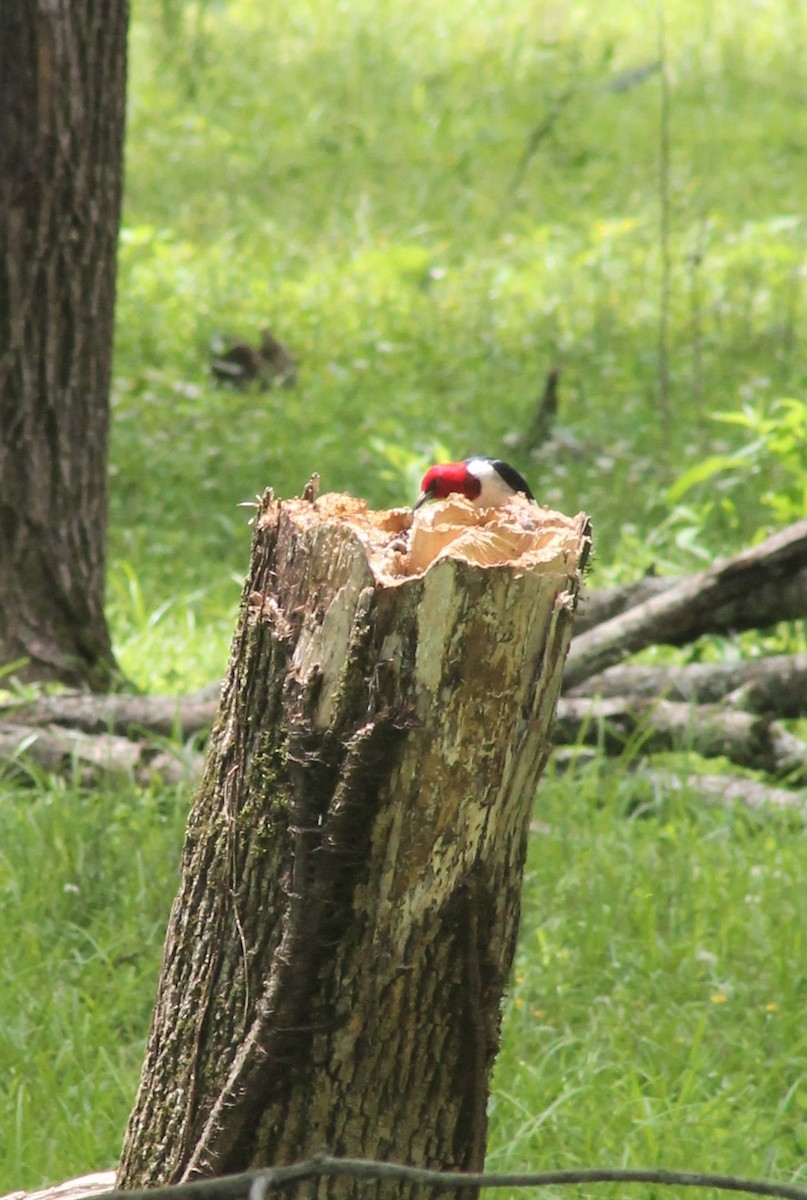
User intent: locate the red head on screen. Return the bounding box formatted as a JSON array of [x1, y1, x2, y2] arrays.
[[413, 462, 480, 509]]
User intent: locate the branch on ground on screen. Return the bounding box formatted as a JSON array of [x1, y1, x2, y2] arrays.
[[641, 771, 806, 815], [4, 1154, 807, 1200], [0, 722, 202, 786], [556, 697, 807, 784], [1, 522, 805, 792], [566, 653, 807, 717], [0, 685, 219, 738], [565, 519, 807, 688]]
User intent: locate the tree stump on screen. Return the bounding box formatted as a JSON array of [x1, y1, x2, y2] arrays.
[[118, 490, 591, 1194]]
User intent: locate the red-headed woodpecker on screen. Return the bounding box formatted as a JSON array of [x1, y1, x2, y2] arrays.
[[413, 457, 535, 510]]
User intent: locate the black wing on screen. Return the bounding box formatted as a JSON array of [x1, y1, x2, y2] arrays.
[[488, 458, 535, 501]]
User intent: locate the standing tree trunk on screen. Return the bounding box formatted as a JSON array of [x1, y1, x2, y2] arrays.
[[0, 1, 128, 690], [118, 491, 591, 1194]]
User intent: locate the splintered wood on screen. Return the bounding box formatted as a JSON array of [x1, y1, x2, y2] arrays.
[[259, 491, 587, 581]]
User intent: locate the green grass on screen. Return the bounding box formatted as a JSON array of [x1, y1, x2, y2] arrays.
[[2, 767, 805, 1190], [2, 0, 806, 1190], [490, 768, 807, 1179], [113, 0, 807, 613], [0, 774, 189, 1185]]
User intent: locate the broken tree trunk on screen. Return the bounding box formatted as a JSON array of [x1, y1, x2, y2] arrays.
[[117, 491, 590, 1193]]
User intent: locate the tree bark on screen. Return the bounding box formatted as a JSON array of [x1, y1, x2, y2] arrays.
[[117, 492, 590, 1194], [0, 1, 128, 689]]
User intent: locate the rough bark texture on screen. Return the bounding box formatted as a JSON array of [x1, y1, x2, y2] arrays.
[[0, 1, 127, 688], [117, 492, 590, 1195]]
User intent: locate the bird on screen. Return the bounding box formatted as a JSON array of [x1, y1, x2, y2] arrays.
[[209, 328, 296, 390], [413, 457, 535, 510]]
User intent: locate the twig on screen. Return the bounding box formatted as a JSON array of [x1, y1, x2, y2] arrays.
[[508, 88, 574, 196], [250, 1155, 807, 1200], [511, 367, 561, 454], [657, 0, 672, 439], [604, 60, 661, 93], [26, 1154, 807, 1200], [688, 219, 707, 430]]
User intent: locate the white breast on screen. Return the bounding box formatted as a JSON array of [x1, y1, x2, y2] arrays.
[[465, 458, 518, 507]]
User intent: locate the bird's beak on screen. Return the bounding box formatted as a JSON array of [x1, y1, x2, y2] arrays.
[[412, 491, 429, 511]]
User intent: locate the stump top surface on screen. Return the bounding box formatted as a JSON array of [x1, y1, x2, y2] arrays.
[[262, 492, 588, 583]]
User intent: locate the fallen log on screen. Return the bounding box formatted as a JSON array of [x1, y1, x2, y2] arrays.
[[0, 684, 219, 738], [555, 697, 807, 783], [565, 519, 807, 689], [642, 771, 806, 815], [2, 524, 804, 790], [2, 647, 803, 784], [567, 653, 807, 716], [576, 564, 807, 638], [574, 574, 672, 634], [0, 721, 202, 785]]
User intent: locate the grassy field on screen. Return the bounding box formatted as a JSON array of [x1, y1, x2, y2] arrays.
[[1, 0, 806, 1191]]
